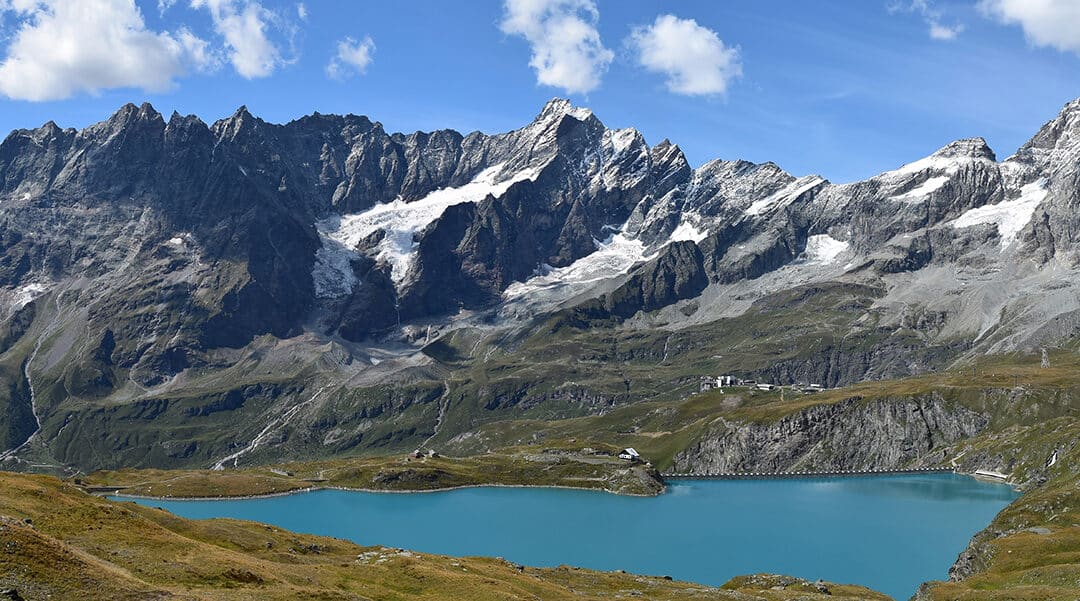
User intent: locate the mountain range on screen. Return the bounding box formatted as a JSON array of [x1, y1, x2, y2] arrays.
[[2, 96, 1080, 473]]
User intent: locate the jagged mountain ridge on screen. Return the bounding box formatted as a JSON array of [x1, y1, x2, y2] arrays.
[[2, 97, 1080, 471]]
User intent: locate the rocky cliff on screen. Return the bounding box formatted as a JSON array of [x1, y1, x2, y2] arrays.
[[672, 396, 988, 473]]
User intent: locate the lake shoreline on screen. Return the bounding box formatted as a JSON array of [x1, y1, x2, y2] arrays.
[[103, 469, 1015, 502], [117, 472, 1020, 601], [105, 481, 668, 502]]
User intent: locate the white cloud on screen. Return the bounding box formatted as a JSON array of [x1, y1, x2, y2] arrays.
[[889, 0, 965, 41], [499, 0, 613, 95], [296, 2, 306, 20], [178, 26, 219, 71], [326, 35, 374, 79], [928, 21, 962, 40], [629, 14, 741, 96], [0, 0, 213, 101], [979, 0, 1080, 54], [190, 0, 284, 79]]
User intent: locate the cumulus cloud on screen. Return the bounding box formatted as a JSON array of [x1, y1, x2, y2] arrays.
[[888, 0, 964, 41], [499, 0, 613, 95], [326, 35, 374, 79], [177, 26, 218, 71], [629, 15, 741, 96], [979, 0, 1080, 54], [296, 2, 306, 20], [191, 0, 286, 79], [0, 0, 213, 101]]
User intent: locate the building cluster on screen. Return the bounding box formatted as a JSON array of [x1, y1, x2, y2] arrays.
[[698, 376, 825, 395], [410, 449, 440, 459]]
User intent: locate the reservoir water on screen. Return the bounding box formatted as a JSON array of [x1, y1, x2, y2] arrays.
[[120, 473, 1018, 600]]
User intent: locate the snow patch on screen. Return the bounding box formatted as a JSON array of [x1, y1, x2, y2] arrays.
[[605, 128, 639, 155], [503, 232, 652, 299], [313, 164, 542, 298], [799, 235, 850, 266], [567, 106, 594, 121], [891, 175, 951, 202], [167, 237, 184, 246], [669, 217, 708, 243], [952, 179, 1049, 247], [746, 176, 823, 216], [886, 156, 966, 178], [21, 192, 31, 201], [11, 283, 46, 310]]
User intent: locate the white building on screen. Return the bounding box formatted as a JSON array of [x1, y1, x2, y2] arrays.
[[618, 448, 641, 461], [700, 375, 736, 392]]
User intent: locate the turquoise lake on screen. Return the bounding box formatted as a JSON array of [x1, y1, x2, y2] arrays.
[[120, 473, 1019, 600]]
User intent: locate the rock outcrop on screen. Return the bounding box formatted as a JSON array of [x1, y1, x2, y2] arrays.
[[672, 396, 989, 473]]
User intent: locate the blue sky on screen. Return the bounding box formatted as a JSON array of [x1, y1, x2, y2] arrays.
[[0, 1, 1078, 182]]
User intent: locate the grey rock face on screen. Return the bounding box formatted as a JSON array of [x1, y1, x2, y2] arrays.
[[672, 396, 988, 473]]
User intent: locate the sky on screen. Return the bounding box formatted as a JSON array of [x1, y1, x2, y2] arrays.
[[0, 1, 1078, 183]]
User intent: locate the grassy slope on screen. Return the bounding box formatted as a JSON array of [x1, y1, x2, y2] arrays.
[[442, 349, 1080, 470], [83, 444, 665, 498], [0, 472, 888, 601]]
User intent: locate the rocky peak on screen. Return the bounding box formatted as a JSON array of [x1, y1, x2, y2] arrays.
[[70, 103, 165, 159], [213, 105, 264, 142], [648, 139, 691, 197], [535, 97, 596, 125], [1014, 97, 1080, 157], [103, 102, 164, 127], [650, 139, 686, 165], [525, 98, 602, 145], [16, 120, 72, 147], [931, 137, 996, 162], [164, 112, 211, 149]]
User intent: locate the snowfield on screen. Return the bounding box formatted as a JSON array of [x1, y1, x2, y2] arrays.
[[503, 232, 652, 299], [313, 164, 542, 298], [10, 282, 46, 311], [799, 234, 850, 266], [891, 175, 951, 203], [952, 179, 1048, 247], [746, 176, 824, 216], [669, 215, 708, 243]]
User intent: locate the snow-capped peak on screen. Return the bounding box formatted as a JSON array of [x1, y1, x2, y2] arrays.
[[535, 98, 595, 125]]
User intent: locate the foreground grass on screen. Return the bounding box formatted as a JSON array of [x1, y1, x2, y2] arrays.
[[83, 444, 666, 498], [0, 472, 889, 600]]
